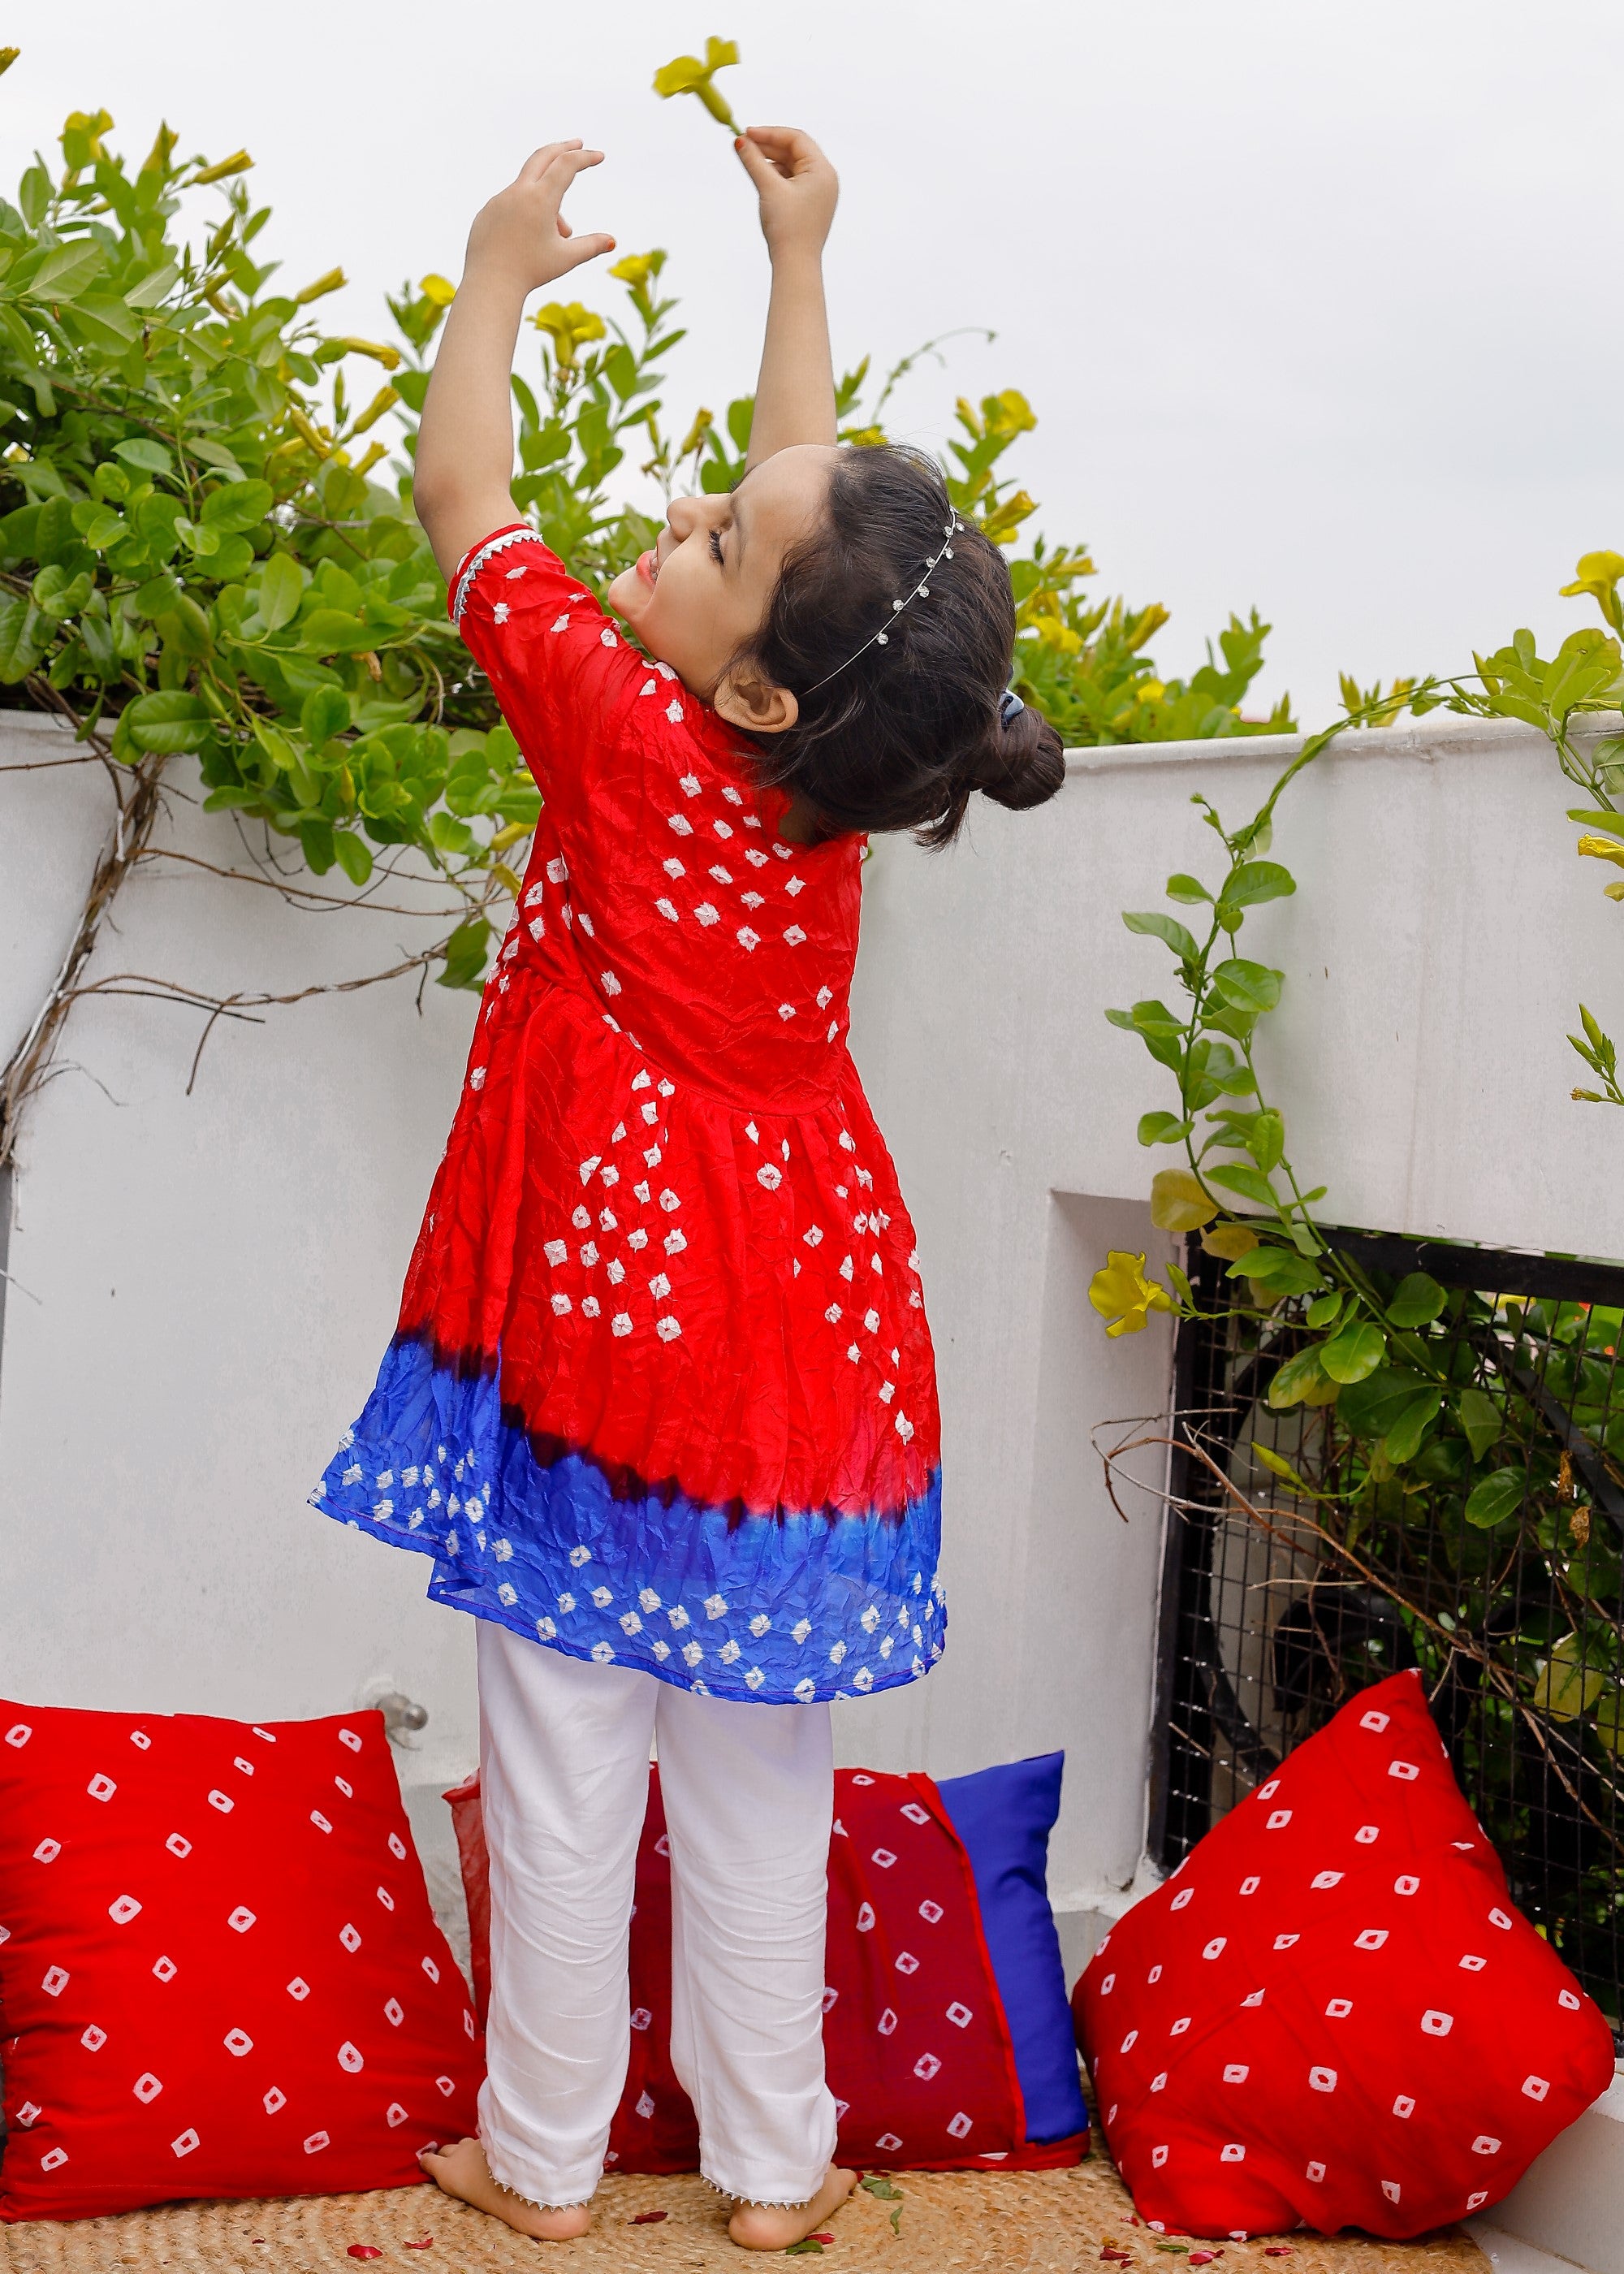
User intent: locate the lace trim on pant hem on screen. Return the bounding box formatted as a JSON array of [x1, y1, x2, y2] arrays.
[[481, 2150, 594, 2214], [699, 2171, 816, 2210]]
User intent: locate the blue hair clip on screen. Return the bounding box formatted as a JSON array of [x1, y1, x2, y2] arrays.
[[999, 689, 1026, 727]]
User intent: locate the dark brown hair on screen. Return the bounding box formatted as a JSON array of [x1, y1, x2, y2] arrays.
[[736, 443, 1065, 846]]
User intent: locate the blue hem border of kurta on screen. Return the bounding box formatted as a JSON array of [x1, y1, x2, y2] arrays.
[[311, 1334, 945, 1706]]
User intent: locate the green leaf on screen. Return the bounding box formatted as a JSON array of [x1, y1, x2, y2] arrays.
[[301, 684, 351, 744], [123, 690, 212, 754], [300, 607, 374, 655], [1205, 1162, 1280, 1209], [29, 239, 106, 299], [1383, 1387, 1444, 1465], [1218, 859, 1296, 910], [256, 552, 304, 632], [1247, 1107, 1285, 1173], [1267, 1346, 1336, 1411], [113, 436, 175, 478], [0, 593, 50, 683], [1164, 872, 1212, 904], [1456, 1385, 1503, 1463], [1464, 1468, 1524, 1529], [1210, 958, 1283, 1014], [123, 258, 181, 309], [1229, 1244, 1322, 1295], [1138, 1111, 1192, 1146], [858, 2177, 903, 2202], [1386, 1271, 1446, 1329], [201, 478, 273, 533], [438, 915, 492, 990], [331, 829, 374, 886], [1534, 1633, 1608, 1723], [1320, 1321, 1387, 1383], [1123, 910, 1199, 962], [1307, 1290, 1343, 1330], [1337, 1364, 1429, 1442]]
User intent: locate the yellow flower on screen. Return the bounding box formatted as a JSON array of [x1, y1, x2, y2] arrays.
[[608, 250, 667, 290], [1089, 1251, 1176, 1339], [533, 302, 607, 370], [419, 274, 457, 309], [1560, 550, 1624, 633], [1577, 832, 1624, 869], [1029, 613, 1082, 656], [983, 389, 1037, 439], [653, 37, 741, 128]]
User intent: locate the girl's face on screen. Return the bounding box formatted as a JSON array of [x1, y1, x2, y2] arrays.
[[607, 443, 839, 733]]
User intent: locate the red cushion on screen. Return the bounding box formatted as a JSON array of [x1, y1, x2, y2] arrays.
[[0, 1700, 483, 2221], [447, 1764, 1084, 2174], [1074, 1670, 1614, 2241]]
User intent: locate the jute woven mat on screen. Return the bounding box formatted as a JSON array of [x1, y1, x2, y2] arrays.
[[0, 2162, 1488, 2274]]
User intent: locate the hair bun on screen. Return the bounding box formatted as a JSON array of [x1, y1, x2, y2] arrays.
[[971, 699, 1065, 813]]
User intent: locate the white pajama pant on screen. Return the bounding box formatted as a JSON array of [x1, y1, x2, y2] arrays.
[[475, 1623, 839, 2208]]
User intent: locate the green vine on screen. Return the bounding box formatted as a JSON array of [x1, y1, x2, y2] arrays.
[[1091, 564, 1624, 1823]]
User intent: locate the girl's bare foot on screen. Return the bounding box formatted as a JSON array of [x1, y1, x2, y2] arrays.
[[417, 2138, 591, 2241], [727, 2165, 857, 2251]]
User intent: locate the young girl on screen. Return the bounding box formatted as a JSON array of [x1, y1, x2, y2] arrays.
[[314, 127, 1064, 2249]]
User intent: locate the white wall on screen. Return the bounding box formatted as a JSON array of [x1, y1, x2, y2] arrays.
[[3, 705, 1621, 1950], [845, 706, 1624, 1930]]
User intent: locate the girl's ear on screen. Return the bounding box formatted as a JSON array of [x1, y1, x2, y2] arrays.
[[712, 667, 800, 737]]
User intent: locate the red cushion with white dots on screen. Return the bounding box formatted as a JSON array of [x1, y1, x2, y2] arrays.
[[0, 1699, 483, 2222], [447, 1763, 1085, 2175], [1074, 1669, 1615, 2242]]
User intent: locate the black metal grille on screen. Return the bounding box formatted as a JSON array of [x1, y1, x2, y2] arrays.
[[1150, 1233, 1624, 2046]]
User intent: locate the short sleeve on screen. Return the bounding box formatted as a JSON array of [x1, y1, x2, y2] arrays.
[[447, 524, 649, 809]]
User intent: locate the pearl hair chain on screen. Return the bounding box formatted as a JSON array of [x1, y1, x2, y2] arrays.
[[805, 509, 967, 694]]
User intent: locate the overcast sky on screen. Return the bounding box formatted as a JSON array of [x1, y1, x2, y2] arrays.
[[12, 1, 1624, 722]]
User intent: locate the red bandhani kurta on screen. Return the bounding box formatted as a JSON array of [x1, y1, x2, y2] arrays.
[[314, 525, 945, 1704]]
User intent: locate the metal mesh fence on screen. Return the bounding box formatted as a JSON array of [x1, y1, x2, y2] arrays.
[[1150, 1234, 1624, 2047]]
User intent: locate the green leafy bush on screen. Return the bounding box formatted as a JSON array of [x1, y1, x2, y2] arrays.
[[0, 97, 1291, 984]]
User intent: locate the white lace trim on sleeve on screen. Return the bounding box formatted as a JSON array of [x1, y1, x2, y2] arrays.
[[451, 526, 542, 626]]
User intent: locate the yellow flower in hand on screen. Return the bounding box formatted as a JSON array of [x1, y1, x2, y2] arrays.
[[1089, 1252, 1175, 1339], [653, 37, 741, 128], [608, 250, 667, 291]]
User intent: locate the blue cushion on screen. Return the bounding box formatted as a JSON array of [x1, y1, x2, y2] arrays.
[[935, 1752, 1089, 2144]]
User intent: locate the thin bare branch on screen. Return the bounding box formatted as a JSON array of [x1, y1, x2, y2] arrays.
[[137, 845, 465, 920]]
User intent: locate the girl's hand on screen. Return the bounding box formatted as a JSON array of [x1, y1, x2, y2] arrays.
[[464, 141, 615, 298], [734, 126, 838, 262]]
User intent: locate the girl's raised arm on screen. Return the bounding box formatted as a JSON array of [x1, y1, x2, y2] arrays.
[[413, 143, 615, 581], [734, 127, 839, 469]]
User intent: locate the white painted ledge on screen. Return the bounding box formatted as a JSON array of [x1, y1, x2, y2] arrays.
[[1471, 2071, 1624, 2274], [1467, 2224, 1597, 2274]]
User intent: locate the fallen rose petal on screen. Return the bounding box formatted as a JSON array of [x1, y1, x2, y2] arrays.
[[630, 2211, 668, 2224], [404, 2240, 435, 2251], [811, 2236, 835, 2245], [347, 2251, 383, 2263]]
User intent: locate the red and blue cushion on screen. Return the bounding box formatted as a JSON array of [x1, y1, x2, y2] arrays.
[[448, 1749, 1087, 2172]]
